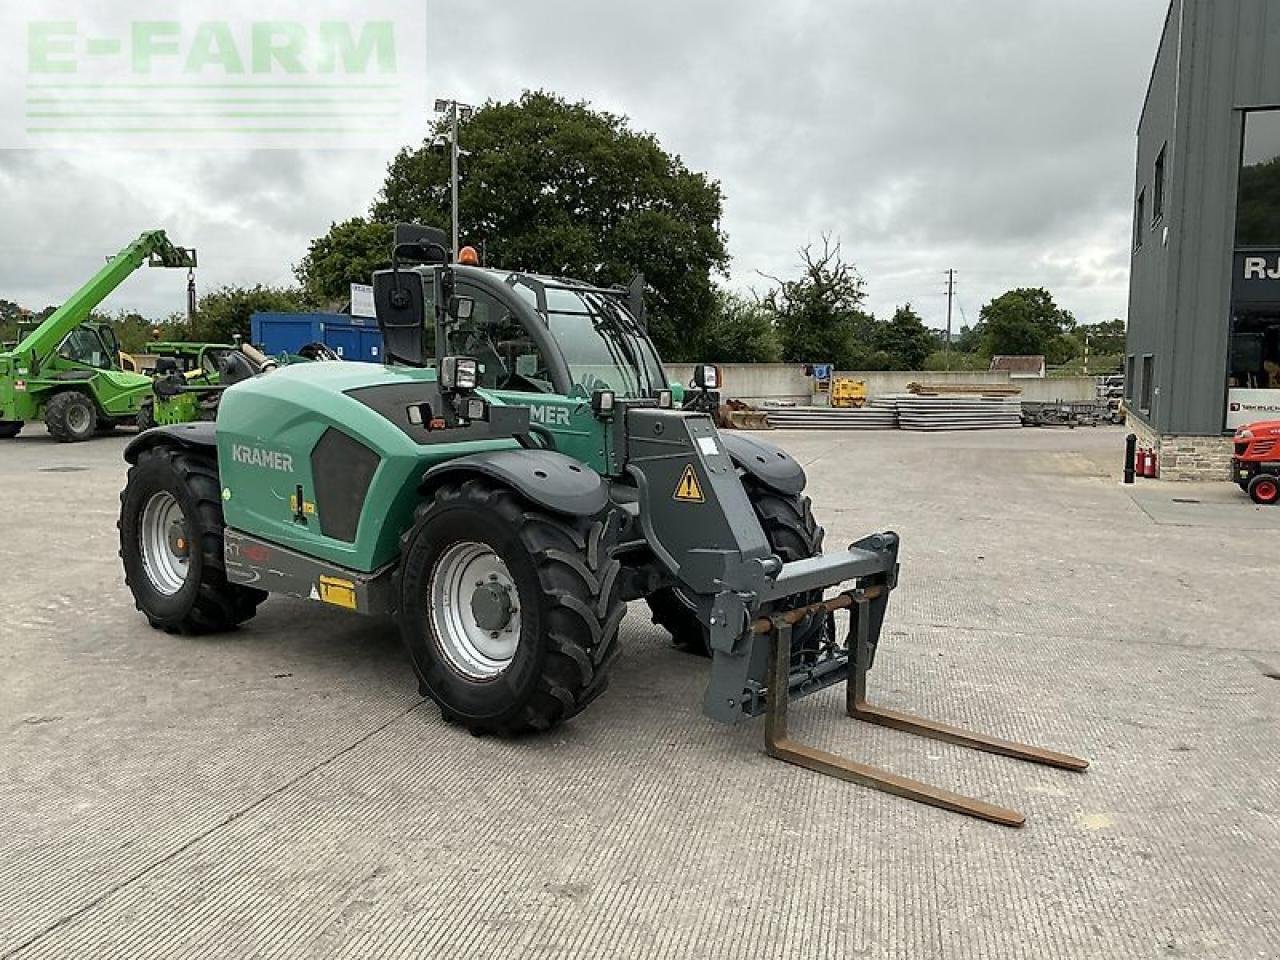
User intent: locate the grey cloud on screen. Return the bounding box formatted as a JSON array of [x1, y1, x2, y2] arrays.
[[0, 0, 1169, 330]]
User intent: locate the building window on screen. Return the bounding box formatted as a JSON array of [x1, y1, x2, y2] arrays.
[[1236, 109, 1280, 247], [1126, 355, 1136, 400], [1152, 144, 1166, 224], [1134, 189, 1146, 251], [1140, 354, 1154, 413]]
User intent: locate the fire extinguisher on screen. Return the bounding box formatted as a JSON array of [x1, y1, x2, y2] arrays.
[[1146, 448, 1159, 479], [1135, 448, 1148, 478]]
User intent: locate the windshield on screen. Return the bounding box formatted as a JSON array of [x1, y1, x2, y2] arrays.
[[512, 282, 667, 398]]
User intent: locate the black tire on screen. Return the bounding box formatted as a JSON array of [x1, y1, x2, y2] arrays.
[[44, 390, 98, 442], [119, 446, 266, 634], [647, 480, 828, 658], [399, 478, 625, 736], [1249, 473, 1280, 506], [0, 421, 21, 439], [136, 402, 156, 432]]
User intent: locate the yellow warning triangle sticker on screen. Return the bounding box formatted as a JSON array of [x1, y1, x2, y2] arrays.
[[673, 464, 705, 503]]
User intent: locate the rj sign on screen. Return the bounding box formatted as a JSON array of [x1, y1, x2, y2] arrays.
[[0, 1, 427, 149]]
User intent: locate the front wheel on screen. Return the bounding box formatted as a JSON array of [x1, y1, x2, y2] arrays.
[[136, 403, 156, 432], [1249, 473, 1280, 506], [647, 480, 828, 658], [44, 391, 97, 442], [399, 479, 624, 736], [119, 446, 266, 633]]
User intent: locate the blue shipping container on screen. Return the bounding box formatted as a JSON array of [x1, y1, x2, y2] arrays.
[[251, 312, 384, 363]]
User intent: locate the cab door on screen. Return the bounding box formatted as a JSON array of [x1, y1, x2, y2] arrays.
[[453, 281, 606, 469]]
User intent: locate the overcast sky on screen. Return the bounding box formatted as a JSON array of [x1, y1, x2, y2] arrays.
[[0, 0, 1170, 333]]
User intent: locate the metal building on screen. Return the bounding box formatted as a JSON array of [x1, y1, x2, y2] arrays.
[[1127, 0, 1280, 479]]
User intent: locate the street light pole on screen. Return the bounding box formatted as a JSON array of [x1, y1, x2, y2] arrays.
[[434, 98, 473, 258]]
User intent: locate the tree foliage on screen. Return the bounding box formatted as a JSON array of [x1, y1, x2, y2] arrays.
[[189, 285, 310, 343], [695, 289, 781, 363], [297, 90, 729, 361], [762, 236, 878, 369], [874, 304, 935, 371], [977, 287, 1077, 364]]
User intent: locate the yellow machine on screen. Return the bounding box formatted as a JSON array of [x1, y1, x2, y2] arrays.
[[831, 377, 867, 408]]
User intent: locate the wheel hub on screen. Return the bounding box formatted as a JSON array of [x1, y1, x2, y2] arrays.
[[166, 520, 190, 558], [470, 580, 514, 632]]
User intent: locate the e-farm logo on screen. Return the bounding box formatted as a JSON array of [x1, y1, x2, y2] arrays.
[[1, 2, 426, 149]]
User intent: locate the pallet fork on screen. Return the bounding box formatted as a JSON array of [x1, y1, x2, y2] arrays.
[[759, 587, 1088, 827]]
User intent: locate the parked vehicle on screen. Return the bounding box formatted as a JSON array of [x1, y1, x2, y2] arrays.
[[1232, 419, 1280, 504]]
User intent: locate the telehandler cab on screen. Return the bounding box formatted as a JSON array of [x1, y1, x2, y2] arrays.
[[119, 225, 1085, 825]]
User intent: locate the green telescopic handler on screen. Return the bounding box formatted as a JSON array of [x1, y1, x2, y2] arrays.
[[117, 224, 1086, 825], [0, 231, 197, 442]]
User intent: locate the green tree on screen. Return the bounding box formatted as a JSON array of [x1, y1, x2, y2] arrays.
[[695, 289, 782, 363], [295, 218, 393, 309], [875, 304, 935, 370], [978, 288, 1078, 364], [190, 285, 310, 343], [297, 90, 729, 361], [762, 236, 877, 369]]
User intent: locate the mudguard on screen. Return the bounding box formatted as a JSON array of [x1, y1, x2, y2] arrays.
[[719, 431, 806, 496], [123, 421, 218, 464], [420, 448, 609, 517]]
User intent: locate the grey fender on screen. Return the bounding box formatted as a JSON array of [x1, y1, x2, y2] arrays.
[[124, 421, 218, 465], [719, 431, 806, 496], [420, 449, 609, 517]]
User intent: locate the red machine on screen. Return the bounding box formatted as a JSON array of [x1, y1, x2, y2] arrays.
[[1232, 420, 1280, 505]]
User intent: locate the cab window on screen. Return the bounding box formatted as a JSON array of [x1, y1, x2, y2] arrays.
[[449, 286, 553, 393], [58, 328, 112, 369]]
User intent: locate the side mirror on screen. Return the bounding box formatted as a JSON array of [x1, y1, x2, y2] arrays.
[[448, 296, 475, 321], [692, 364, 720, 391]]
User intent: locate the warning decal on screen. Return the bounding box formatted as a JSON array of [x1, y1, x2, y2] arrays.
[[673, 464, 705, 503]]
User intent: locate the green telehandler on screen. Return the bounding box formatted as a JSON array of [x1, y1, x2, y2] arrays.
[[118, 225, 1085, 825], [0, 231, 196, 442]]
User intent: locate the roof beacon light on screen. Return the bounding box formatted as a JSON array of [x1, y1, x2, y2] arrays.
[[458, 246, 480, 266]]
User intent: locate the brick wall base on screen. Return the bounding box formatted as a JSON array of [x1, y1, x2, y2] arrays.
[[1126, 413, 1233, 481]]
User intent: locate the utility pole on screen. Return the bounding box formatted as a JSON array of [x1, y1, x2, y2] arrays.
[[944, 269, 957, 371], [433, 99, 474, 257]]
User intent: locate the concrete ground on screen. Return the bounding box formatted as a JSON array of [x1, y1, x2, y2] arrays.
[[2, 423, 1277, 959]]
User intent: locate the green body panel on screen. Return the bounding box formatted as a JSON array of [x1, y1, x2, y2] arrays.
[[487, 389, 611, 474], [154, 391, 200, 425], [217, 362, 516, 572], [1, 363, 153, 422]]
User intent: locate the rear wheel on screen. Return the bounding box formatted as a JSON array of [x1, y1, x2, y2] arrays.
[[647, 480, 828, 659], [0, 421, 21, 439], [45, 391, 98, 442], [119, 446, 266, 633], [399, 479, 624, 736], [1249, 473, 1280, 506]]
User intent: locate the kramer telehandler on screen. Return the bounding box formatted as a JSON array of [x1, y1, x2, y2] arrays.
[[119, 225, 1085, 825], [0, 231, 197, 442]]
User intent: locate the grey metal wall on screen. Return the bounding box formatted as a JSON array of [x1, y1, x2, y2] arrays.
[[1128, 0, 1280, 435]]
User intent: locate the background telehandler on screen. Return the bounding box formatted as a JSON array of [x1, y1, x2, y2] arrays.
[[0, 231, 196, 442]]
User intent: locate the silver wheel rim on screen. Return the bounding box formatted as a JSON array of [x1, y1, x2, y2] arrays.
[[428, 541, 521, 680], [139, 491, 190, 596], [67, 403, 92, 435]]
